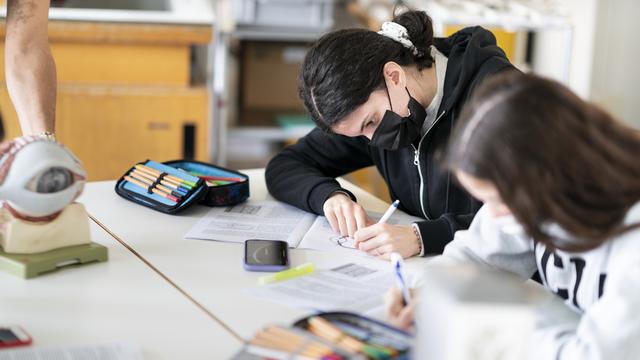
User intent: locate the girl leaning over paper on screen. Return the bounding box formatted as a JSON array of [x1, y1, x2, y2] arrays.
[[265, 9, 516, 260], [385, 72, 640, 359]]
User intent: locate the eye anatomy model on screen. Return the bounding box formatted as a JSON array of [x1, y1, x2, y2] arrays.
[[0, 137, 108, 278], [0, 136, 86, 220]]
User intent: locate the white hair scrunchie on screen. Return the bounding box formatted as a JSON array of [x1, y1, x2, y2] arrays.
[[378, 21, 420, 56]]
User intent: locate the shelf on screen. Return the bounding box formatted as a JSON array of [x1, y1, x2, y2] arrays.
[[233, 26, 328, 42], [230, 126, 314, 142], [0, 0, 215, 25]]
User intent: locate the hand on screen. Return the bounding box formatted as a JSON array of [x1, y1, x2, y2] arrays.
[[354, 223, 420, 260], [384, 286, 416, 331], [323, 192, 374, 238]]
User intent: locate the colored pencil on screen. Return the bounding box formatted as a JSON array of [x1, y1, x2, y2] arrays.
[[134, 165, 194, 190], [332, 321, 401, 355], [134, 164, 197, 187], [308, 316, 391, 359], [127, 174, 180, 200], [135, 164, 190, 185], [128, 172, 184, 199], [131, 169, 189, 195], [249, 326, 342, 360], [308, 317, 391, 359], [129, 171, 176, 195], [211, 180, 233, 185], [124, 176, 179, 202], [133, 165, 177, 184]]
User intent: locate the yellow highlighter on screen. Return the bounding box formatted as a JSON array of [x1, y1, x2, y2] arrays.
[[258, 263, 315, 285]]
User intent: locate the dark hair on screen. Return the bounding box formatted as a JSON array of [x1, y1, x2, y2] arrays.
[[445, 72, 640, 251], [300, 10, 435, 130]]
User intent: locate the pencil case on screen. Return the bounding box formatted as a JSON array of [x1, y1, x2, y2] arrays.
[[293, 312, 414, 359], [114, 159, 250, 214]]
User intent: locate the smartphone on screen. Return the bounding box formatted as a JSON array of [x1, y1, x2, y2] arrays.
[[0, 326, 32, 349], [243, 239, 289, 272]]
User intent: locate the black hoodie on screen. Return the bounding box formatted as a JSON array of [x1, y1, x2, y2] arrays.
[[265, 27, 515, 254]]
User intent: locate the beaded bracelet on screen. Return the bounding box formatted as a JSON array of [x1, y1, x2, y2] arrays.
[[412, 223, 423, 256]]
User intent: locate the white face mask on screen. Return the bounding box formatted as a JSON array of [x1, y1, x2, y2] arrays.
[[0, 139, 86, 218]]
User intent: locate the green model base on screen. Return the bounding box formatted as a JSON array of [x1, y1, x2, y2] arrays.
[[0, 243, 108, 279]]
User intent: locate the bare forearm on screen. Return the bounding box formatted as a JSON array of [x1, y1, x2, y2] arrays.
[[5, 42, 56, 135], [5, 0, 56, 136]]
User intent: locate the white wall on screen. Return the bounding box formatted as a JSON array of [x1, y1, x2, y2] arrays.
[[531, 0, 639, 127], [531, 0, 598, 99], [590, 0, 640, 127]]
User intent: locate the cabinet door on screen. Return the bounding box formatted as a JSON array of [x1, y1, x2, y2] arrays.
[[56, 85, 209, 180], [0, 85, 210, 181]]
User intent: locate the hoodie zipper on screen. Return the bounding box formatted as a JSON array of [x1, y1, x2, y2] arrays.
[[412, 110, 447, 220]]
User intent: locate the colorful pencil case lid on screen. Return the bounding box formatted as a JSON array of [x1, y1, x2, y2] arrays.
[[115, 159, 249, 214], [293, 312, 414, 360], [163, 160, 250, 207]]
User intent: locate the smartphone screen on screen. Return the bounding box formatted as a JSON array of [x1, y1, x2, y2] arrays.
[[244, 239, 288, 266]]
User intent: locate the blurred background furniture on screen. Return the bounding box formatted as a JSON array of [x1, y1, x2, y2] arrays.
[[2, 0, 637, 200], [0, 0, 215, 180]]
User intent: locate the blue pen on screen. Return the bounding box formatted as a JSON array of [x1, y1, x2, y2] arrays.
[[390, 252, 411, 306], [378, 200, 400, 224]]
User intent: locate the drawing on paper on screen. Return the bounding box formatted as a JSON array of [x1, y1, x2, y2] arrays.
[[328, 235, 357, 249]]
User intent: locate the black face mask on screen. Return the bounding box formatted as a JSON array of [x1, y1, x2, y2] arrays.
[[370, 88, 427, 151]]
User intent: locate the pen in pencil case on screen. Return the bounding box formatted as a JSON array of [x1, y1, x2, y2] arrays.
[[130, 169, 189, 196], [134, 165, 183, 187], [125, 174, 180, 202], [250, 325, 344, 360], [124, 175, 179, 203], [178, 169, 244, 186], [194, 177, 233, 187], [134, 164, 197, 188], [128, 171, 186, 199], [137, 164, 197, 188], [330, 321, 405, 353], [208, 180, 233, 186], [307, 317, 392, 359], [193, 174, 244, 182]]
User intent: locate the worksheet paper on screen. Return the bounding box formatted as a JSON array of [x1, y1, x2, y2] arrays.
[[184, 201, 316, 247], [0, 341, 143, 360], [184, 200, 423, 251], [247, 262, 394, 315]]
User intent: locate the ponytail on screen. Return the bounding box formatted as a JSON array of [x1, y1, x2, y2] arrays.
[[393, 10, 435, 69]]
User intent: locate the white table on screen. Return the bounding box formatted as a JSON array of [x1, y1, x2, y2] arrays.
[[78, 169, 429, 347], [0, 217, 241, 359]]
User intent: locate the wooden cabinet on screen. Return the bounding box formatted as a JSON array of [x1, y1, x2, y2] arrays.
[[58, 85, 208, 180], [0, 20, 212, 180]]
